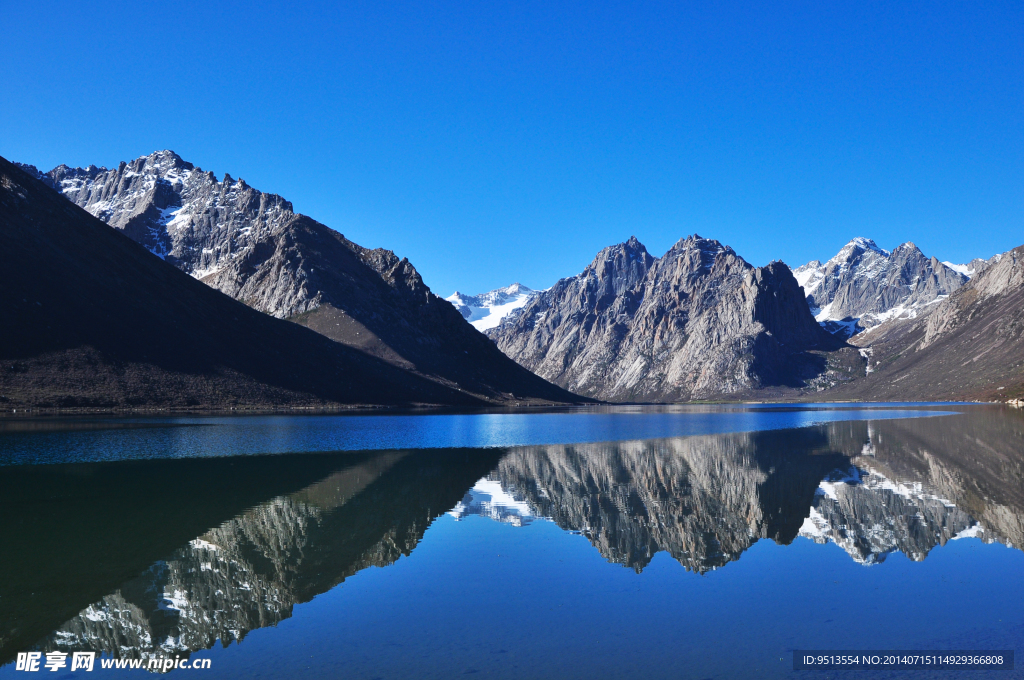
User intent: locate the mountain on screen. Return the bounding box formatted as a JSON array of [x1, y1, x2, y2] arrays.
[[793, 237, 968, 338], [942, 254, 1003, 279], [0, 155, 562, 408], [836, 244, 1024, 402], [20, 151, 583, 405], [445, 283, 538, 331], [488, 235, 844, 402]]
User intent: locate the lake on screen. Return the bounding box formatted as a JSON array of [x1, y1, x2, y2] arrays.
[[1, 404, 1022, 679]]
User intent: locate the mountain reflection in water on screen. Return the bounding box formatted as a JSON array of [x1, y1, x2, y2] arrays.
[[1, 408, 1022, 671]]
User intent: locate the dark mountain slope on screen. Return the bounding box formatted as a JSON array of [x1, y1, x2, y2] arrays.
[[0, 156, 526, 409], [834, 245, 1024, 402], [28, 151, 583, 404]]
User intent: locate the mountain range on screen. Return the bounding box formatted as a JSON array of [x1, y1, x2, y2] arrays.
[[5, 152, 583, 408], [0, 155, 580, 408], [472, 235, 1022, 402], [6, 147, 1022, 406], [792, 237, 969, 337], [487, 235, 845, 401], [835, 244, 1024, 401]]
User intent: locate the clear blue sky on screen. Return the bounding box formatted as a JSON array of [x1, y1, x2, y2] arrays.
[[3, 1, 1021, 295]]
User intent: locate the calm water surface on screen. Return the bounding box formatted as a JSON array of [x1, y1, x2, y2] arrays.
[[1, 404, 1022, 679]]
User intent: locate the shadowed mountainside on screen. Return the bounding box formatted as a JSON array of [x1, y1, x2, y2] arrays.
[[23, 151, 584, 405], [0, 156, 577, 408], [0, 448, 502, 663]]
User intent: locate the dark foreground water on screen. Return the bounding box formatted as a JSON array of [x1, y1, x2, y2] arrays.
[[1, 404, 1022, 679]]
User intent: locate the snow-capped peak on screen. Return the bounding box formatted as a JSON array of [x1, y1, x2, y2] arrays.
[[447, 283, 538, 332], [842, 237, 890, 257], [941, 253, 1003, 279], [943, 261, 974, 277], [792, 260, 823, 290], [792, 236, 975, 339]]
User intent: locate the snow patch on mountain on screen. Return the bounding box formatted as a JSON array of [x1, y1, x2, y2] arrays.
[[942, 253, 1003, 279], [446, 283, 538, 331]]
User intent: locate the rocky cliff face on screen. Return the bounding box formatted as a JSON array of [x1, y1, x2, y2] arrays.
[[793, 237, 968, 338], [20, 151, 582, 405], [922, 246, 1024, 346], [489, 235, 841, 402]]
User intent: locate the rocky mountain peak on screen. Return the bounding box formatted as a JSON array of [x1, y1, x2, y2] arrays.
[[30, 150, 581, 405], [586, 236, 652, 268], [669, 233, 730, 254], [796, 237, 969, 338], [942, 253, 1004, 279], [142, 149, 192, 171], [505, 282, 528, 295], [490, 235, 839, 401], [841, 237, 889, 257]]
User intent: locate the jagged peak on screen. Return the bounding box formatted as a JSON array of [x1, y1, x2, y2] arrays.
[[664, 234, 736, 264], [585, 238, 652, 269], [503, 282, 533, 295], [609, 235, 648, 254], [13, 162, 44, 179], [893, 241, 923, 254], [840, 237, 889, 256], [670, 233, 729, 252], [136, 149, 194, 173], [793, 259, 822, 272], [147, 149, 185, 161]]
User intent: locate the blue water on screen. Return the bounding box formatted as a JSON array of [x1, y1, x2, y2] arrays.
[[197, 520, 1023, 680], [1, 404, 1021, 679], [0, 404, 957, 466]]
